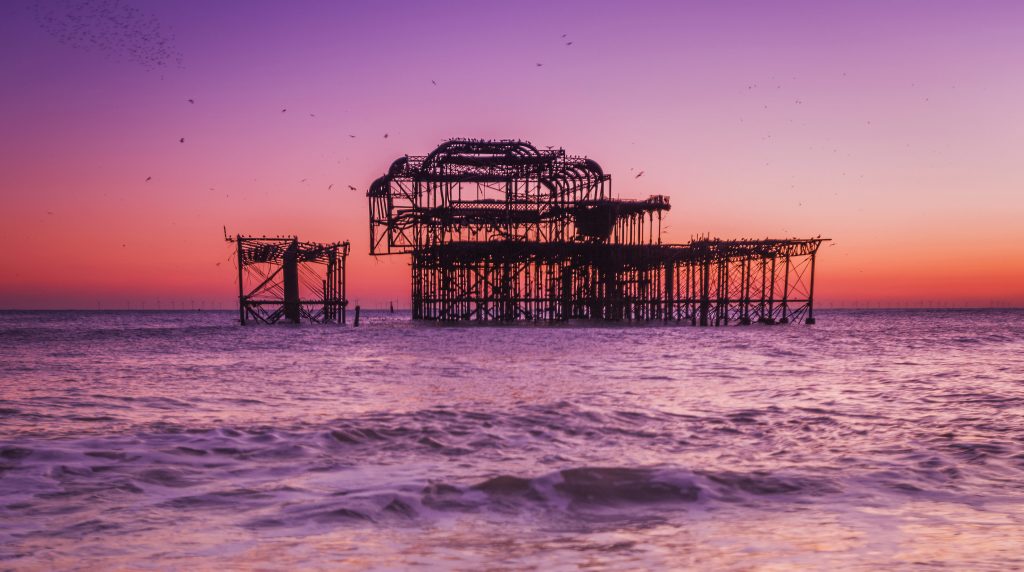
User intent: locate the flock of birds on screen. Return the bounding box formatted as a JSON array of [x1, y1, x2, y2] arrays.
[[162, 96, 388, 193], [535, 33, 575, 67], [33, 0, 182, 70], [29, 2, 949, 294], [31, 1, 614, 188], [31, 0, 874, 208], [33, 7, 656, 241], [149, 30, 612, 194]]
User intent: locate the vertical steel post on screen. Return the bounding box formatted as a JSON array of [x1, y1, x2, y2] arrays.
[[283, 239, 300, 324], [237, 236, 246, 325], [806, 251, 817, 324], [323, 279, 329, 322], [780, 252, 791, 323], [341, 248, 347, 324], [699, 257, 710, 326], [664, 261, 674, 323], [741, 256, 751, 325]]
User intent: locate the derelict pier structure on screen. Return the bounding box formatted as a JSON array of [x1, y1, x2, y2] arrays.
[[229, 235, 350, 324], [368, 138, 826, 324]]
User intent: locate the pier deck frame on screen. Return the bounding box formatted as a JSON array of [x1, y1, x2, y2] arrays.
[[410, 240, 820, 324], [368, 139, 824, 325], [230, 235, 350, 325]]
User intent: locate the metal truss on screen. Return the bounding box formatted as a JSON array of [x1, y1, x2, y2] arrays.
[[228, 235, 350, 325], [369, 139, 826, 325]]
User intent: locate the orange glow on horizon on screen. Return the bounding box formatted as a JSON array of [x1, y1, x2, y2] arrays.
[[1, 2, 1022, 309]]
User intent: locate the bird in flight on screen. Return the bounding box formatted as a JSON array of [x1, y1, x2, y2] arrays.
[[431, 80, 436, 86], [281, 108, 287, 113], [561, 34, 567, 38], [328, 184, 334, 190], [349, 134, 356, 138], [145, 176, 152, 182], [179, 137, 185, 143], [566, 41, 573, 46], [635, 171, 645, 178], [536, 63, 543, 67], [187, 99, 194, 104], [348, 185, 357, 191], [384, 133, 388, 138]]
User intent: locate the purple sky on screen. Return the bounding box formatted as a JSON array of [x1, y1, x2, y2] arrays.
[[1, 0, 1023, 308]]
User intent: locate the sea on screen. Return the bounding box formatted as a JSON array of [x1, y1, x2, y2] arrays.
[[1, 309, 1022, 570]]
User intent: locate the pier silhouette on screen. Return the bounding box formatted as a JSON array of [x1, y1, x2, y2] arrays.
[[368, 139, 826, 324]]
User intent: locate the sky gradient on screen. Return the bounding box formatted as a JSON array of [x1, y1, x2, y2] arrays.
[[1, 0, 1022, 309]]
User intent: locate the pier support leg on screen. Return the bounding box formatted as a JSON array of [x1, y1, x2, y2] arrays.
[[283, 239, 300, 324], [237, 236, 246, 325], [806, 251, 817, 325]]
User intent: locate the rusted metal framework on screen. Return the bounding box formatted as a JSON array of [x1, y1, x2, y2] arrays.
[[368, 139, 825, 325], [228, 235, 350, 325]]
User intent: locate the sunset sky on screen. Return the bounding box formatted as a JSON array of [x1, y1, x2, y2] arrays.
[[1, 0, 1022, 309]]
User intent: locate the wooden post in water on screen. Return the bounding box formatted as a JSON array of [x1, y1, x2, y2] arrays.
[[354, 305, 361, 327]]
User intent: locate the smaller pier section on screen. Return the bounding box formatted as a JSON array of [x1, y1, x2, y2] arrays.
[[228, 235, 350, 324]]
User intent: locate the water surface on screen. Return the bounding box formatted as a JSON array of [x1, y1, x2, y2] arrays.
[[1, 309, 1023, 569]]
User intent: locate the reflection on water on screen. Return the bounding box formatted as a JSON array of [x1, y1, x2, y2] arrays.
[[1, 309, 1023, 568]]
